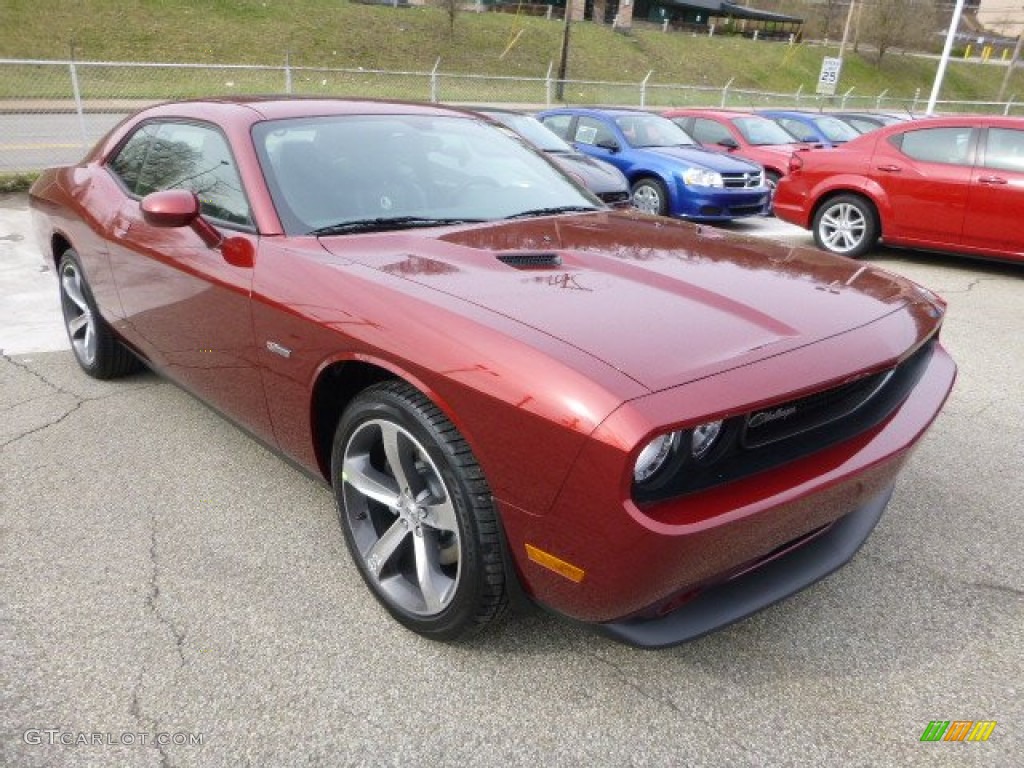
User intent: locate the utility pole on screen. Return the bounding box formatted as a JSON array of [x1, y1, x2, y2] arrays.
[[556, 0, 573, 101], [839, 0, 856, 60], [927, 0, 966, 115]]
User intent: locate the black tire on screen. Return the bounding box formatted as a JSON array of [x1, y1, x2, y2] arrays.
[[631, 177, 668, 216], [331, 381, 507, 641], [811, 194, 879, 258], [764, 170, 782, 192], [57, 249, 138, 379]]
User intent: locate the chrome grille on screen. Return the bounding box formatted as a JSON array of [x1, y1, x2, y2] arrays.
[[721, 171, 764, 189]]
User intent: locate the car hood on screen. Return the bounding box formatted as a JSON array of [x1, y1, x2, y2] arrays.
[[547, 151, 628, 195], [641, 145, 760, 172], [750, 143, 808, 158], [319, 212, 935, 393]]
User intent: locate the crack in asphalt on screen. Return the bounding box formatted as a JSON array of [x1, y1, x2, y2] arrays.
[[0, 352, 159, 449], [0, 396, 86, 450], [130, 670, 174, 768], [579, 646, 765, 761], [129, 511, 186, 768], [934, 276, 995, 295], [146, 514, 187, 669], [861, 551, 1022, 599]]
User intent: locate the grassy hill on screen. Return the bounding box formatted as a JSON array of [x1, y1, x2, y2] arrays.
[[1, 0, 1022, 104]]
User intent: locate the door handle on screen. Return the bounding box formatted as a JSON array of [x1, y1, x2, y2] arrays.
[[875, 164, 902, 172], [978, 175, 1008, 185]]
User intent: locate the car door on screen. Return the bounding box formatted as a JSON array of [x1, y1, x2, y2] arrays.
[[104, 119, 274, 441], [869, 125, 976, 247], [568, 115, 626, 172], [688, 117, 736, 153], [962, 125, 1024, 256]]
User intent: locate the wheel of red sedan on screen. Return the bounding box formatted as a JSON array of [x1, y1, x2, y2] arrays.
[[631, 178, 668, 215], [812, 194, 879, 258], [331, 381, 507, 640], [58, 249, 138, 379]]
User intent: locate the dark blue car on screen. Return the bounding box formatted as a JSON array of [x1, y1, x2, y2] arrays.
[[537, 107, 769, 221], [757, 110, 861, 148]]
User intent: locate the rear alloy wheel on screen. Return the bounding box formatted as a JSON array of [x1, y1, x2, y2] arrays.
[[812, 194, 879, 258], [58, 249, 138, 379], [332, 381, 507, 640], [631, 178, 668, 216]]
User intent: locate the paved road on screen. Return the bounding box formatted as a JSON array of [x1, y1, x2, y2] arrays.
[[1, 194, 1021, 766], [0, 112, 130, 173]]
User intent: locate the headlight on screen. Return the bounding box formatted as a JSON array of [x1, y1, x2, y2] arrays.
[[681, 168, 724, 187], [690, 420, 723, 461], [634, 431, 682, 483]]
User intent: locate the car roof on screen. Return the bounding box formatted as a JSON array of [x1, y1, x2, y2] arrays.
[[664, 108, 764, 120], [542, 107, 653, 118], [130, 97, 475, 124]]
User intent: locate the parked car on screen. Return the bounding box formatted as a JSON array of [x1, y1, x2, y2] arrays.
[[774, 114, 1024, 262], [758, 109, 862, 147], [537, 107, 770, 220], [472, 106, 631, 207], [830, 111, 910, 135], [663, 108, 806, 190], [30, 98, 955, 647]]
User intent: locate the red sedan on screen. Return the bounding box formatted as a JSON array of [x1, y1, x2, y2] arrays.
[[30, 98, 955, 646], [774, 114, 1024, 261]]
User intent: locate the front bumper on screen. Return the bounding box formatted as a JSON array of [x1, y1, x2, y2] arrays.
[[673, 185, 770, 221], [599, 484, 892, 647], [498, 339, 955, 641]]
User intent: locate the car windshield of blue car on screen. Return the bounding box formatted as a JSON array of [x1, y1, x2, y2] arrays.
[[614, 115, 698, 149], [733, 116, 801, 146], [253, 114, 600, 235]]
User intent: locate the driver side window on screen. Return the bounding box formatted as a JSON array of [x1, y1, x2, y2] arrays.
[[108, 121, 252, 228], [574, 117, 615, 147]]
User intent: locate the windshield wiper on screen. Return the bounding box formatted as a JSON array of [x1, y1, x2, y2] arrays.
[[310, 216, 485, 236], [505, 205, 599, 220]]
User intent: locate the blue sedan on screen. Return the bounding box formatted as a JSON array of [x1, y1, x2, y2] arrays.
[[757, 110, 861, 148], [537, 107, 769, 221]]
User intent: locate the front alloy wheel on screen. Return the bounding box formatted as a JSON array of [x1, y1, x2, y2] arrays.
[[631, 178, 668, 216], [812, 194, 879, 258], [332, 381, 507, 640], [58, 249, 138, 379]]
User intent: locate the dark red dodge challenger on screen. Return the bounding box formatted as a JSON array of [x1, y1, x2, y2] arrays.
[[30, 98, 956, 647]]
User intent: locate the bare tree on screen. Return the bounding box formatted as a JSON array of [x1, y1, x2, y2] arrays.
[[860, 0, 938, 62], [434, 0, 459, 38]]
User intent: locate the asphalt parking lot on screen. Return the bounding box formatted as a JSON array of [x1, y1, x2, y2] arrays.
[[1, 192, 1021, 767]]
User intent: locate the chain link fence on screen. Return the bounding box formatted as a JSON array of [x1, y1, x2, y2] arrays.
[[3, 57, 1023, 173]]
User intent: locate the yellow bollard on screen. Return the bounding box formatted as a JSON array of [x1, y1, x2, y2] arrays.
[[964, 44, 972, 59]]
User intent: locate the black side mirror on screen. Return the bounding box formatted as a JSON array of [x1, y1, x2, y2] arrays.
[[595, 138, 620, 152], [718, 137, 740, 150]]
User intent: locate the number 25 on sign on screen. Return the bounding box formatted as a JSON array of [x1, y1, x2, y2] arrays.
[[817, 57, 843, 96]]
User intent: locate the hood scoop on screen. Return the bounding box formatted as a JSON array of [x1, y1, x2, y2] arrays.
[[497, 252, 563, 270]]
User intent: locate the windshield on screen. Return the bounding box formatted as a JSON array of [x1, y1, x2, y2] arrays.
[[733, 116, 800, 146], [813, 115, 861, 143], [253, 114, 600, 234], [482, 111, 573, 153], [614, 114, 698, 149]]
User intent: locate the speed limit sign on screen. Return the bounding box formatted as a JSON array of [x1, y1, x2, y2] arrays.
[[817, 57, 842, 96]]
